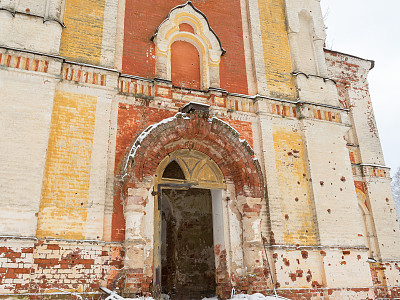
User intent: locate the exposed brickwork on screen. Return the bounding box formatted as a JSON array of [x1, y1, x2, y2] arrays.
[[112, 105, 176, 242], [221, 118, 254, 148], [0, 239, 124, 298], [122, 0, 249, 94], [112, 103, 255, 242], [171, 41, 201, 89], [0, 50, 48, 73], [258, 0, 297, 99], [37, 90, 97, 240], [124, 112, 263, 198], [325, 49, 379, 141], [62, 64, 107, 86], [2, 0, 400, 298], [273, 287, 373, 299], [60, 0, 106, 64], [214, 245, 232, 299], [115, 105, 176, 173]]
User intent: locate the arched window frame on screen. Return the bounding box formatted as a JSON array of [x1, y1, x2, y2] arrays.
[[151, 1, 225, 90]]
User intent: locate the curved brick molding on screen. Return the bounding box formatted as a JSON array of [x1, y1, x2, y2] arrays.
[[121, 111, 263, 199], [118, 111, 269, 298], [151, 1, 225, 90]]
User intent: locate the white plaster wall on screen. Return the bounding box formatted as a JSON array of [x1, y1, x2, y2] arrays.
[[347, 78, 385, 166], [101, 0, 119, 68], [295, 75, 339, 106], [301, 119, 366, 246], [285, 0, 327, 76], [0, 12, 63, 55], [366, 178, 400, 260], [325, 52, 384, 165], [54, 78, 117, 240], [322, 249, 372, 289], [245, 0, 269, 95], [0, 65, 61, 236], [325, 50, 400, 262], [256, 100, 286, 244], [273, 248, 324, 289], [102, 94, 120, 242]]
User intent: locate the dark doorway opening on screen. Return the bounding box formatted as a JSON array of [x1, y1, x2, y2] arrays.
[[161, 188, 216, 300]]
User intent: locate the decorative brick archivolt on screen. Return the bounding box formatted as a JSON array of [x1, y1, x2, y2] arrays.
[[151, 1, 225, 90], [121, 112, 263, 199], [119, 111, 268, 296]]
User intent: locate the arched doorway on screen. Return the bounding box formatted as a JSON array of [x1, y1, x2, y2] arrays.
[[154, 150, 226, 299], [120, 110, 269, 299]]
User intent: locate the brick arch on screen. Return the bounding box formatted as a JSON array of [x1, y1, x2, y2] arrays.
[[122, 112, 264, 198]]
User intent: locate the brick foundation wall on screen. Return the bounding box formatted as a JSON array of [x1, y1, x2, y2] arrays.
[[0, 238, 123, 298]]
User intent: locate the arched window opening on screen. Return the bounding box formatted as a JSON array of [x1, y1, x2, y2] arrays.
[[152, 2, 224, 90], [179, 23, 195, 34], [162, 160, 186, 180], [171, 41, 201, 90]]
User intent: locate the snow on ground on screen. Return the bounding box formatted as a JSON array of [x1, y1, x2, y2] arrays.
[[203, 294, 283, 300], [124, 294, 284, 300]]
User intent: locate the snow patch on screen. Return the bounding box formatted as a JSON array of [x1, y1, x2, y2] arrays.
[[203, 295, 285, 300], [124, 298, 154, 300], [121, 113, 186, 175], [121, 112, 258, 178], [122, 294, 286, 300]]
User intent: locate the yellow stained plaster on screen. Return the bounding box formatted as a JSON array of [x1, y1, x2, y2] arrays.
[[258, 0, 297, 99], [273, 127, 317, 245], [60, 0, 106, 64], [37, 91, 97, 239]]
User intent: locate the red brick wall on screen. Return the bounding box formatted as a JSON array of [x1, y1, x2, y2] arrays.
[[0, 240, 124, 297], [171, 41, 201, 89], [122, 0, 249, 94], [112, 104, 256, 242], [222, 118, 253, 148], [112, 104, 176, 242]]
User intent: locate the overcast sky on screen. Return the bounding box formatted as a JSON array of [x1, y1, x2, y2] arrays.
[[320, 1, 400, 176]]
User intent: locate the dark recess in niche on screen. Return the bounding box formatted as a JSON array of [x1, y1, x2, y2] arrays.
[[163, 161, 186, 180]]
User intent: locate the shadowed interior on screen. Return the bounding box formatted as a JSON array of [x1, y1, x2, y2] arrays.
[[161, 187, 216, 300]]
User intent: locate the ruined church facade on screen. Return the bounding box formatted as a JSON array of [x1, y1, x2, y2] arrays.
[[1, 0, 400, 299]]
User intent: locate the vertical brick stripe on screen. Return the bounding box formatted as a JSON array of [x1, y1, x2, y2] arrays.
[[273, 127, 317, 245], [258, 0, 297, 99], [37, 91, 97, 239], [60, 0, 106, 64]]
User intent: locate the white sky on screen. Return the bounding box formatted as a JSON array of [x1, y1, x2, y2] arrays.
[[320, 0, 400, 176]]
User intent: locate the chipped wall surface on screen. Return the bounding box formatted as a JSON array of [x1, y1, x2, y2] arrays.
[[257, 0, 297, 99], [37, 90, 97, 240], [1, 1, 400, 299], [60, 0, 105, 64], [272, 124, 317, 246], [0, 49, 61, 237]]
